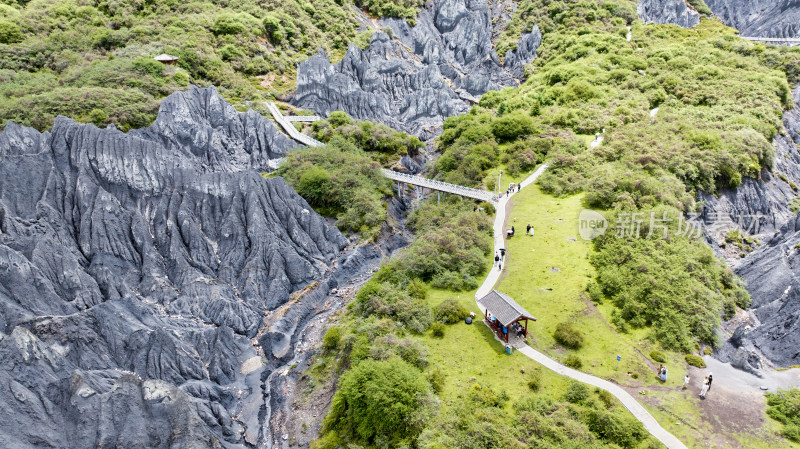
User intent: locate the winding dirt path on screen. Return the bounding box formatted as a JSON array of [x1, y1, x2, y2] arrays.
[[474, 163, 689, 449]]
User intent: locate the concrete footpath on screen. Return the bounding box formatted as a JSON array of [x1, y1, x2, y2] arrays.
[[474, 163, 689, 449]]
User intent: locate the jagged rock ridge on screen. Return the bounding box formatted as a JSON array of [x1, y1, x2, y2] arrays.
[[292, 0, 541, 140], [637, 0, 700, 28], [704, 86, 800, 373], [0, 86, 352, 447], [705, 0, 800, 39]]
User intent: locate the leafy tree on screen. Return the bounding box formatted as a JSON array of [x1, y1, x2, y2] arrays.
[[324, 358, 433, 445], [212, 14, 246, 35], [0, 18, 22, 44], [433, 298, 469, 324]]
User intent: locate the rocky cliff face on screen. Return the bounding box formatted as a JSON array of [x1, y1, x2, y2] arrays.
[[705, 0, 800, 38], [0, 86, 356, 447], [637, 0, 700, 28], [292, 0, 541, 140], [704, 86, 800, 373]]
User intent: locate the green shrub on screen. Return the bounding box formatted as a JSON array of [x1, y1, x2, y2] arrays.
[[527, 371, 541, 391], [407, 279, 427, 300], [433, 298, 469, 324], [649, 351, 666, 363], [766, 389, 800, 442], [685, 354, 706, 368], [212, 14, 246, 35], [564, 354, 583, 369], [327, 110, 352, 127], [430, 322, 445, 338], [0, 18, 22, 43], [323, 326, 343, 351], [426, 367, 446, 394], [324, 358, 432, 445], [585, 408, 647, 448], [562, 381, 589, 403], [491, 111, 536, 141], [173, 71, 190, 86], [553, 322, 584, 349]]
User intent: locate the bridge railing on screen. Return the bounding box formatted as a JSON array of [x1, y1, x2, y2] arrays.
[[381, 169, 498, 203]]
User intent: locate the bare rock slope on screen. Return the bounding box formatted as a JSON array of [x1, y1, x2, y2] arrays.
[[0, 86, 352, 448], [292, 0, 541, 140], [637, 0, 700, 28], [705, 0, 800, 39]]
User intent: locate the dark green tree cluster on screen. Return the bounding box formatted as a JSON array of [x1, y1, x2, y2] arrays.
[[311, 111, 425, 164], [276, 136, 392, 238], [0, 0, 364, 131], [590, 208, 750, 350], [766, 389, 800, 442]]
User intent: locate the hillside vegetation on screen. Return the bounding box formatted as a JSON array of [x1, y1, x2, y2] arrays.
[[0, 0, 418, 131], [433, 0, 800, 350]]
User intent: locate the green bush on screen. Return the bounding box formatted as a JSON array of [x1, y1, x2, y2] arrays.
[[0, 18, 22, 43], [585, 408, 647, 448], [564, 354, 583, 369], [324, 358, 432, 445], [430, 322, 445, 338], [323, 326, 343, 351], [553, 322, 584, 349], [426, 367, 446, 394], [433, 298, 469, 324], [562, 381, 590, 403], [766, 389, 800, 442], [407, 279, 427, 300], [491, 111, 536, 141], [649, 351, 666, 363], [685, 354, 706, 368], [527, 371, 541, 391], [212, 14, 246, 35]]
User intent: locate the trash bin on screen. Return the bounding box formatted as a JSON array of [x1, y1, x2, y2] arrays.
[[505, 345, 512, 355]]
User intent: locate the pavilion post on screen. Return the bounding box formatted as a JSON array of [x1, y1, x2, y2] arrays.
[[524, 319, 528, 337]]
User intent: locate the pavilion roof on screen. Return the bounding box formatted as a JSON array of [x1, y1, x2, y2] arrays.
[[477, 290, 536, 327], [154, 53, 179, 62]]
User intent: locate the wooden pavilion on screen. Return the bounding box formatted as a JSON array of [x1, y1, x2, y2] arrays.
[[477, 290, 536, 343], [154, 53, 179, 65]]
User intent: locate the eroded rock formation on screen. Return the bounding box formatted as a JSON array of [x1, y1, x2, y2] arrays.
[[292, 0, 541, 140], [705, 0, 800, 39], [705, 86, 800, 372], [637, 0, 700, 28], [0, 86, 354, 447]]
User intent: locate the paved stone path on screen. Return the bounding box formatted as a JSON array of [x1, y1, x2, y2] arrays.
[[474, 163, 689, 449]]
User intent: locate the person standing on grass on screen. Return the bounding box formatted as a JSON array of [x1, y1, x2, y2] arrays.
[[683, 374, 690, 389], [526, 224, 531, 234]]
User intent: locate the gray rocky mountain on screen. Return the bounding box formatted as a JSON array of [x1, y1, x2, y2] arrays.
[[702, 86, 800, 373], [705, 0, 800, 39], [637, 0, 700, 28], [637, 0, 800, 38], [292, 0, 541, 140], [0, 86, 369, 448]]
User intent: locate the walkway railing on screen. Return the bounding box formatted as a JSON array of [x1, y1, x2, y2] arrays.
[[284, 115, 321, 122], [740, 36, 800, 44], [380, 169, 497, 203], [266, 102, 324, 147]]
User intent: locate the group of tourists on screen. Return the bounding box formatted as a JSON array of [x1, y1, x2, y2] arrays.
[[699, 373, 713, 398], [505, 182, 521, 197], [494, 248, 507, 270], [526, 224, 535, 236], [657, 365, 668, 382]]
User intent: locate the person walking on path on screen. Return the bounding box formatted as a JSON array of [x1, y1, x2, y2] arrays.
[[707, 373, 713, 390], [699, 377, 709, 398], [495, 253, 500, 267]]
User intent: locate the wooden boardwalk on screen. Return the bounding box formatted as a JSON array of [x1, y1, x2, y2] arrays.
[[266, 102, 324, 147], [474, 163, 689, 449]]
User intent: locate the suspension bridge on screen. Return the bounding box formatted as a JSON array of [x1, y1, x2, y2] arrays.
[[381, 169, 498, 203]]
